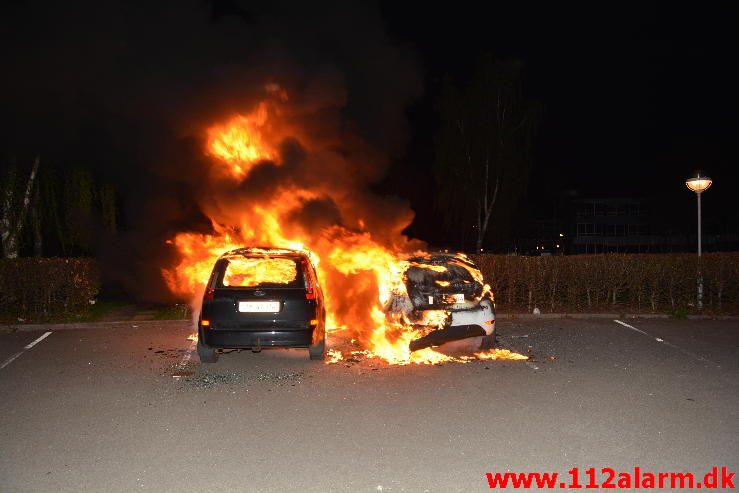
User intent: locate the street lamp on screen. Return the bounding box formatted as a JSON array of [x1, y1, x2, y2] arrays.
[[685, 173, 712, 256], [685, 172, 713, 309]]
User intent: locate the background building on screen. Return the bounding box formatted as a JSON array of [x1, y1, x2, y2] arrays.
[[572, 197, 739, 253], [573, 198, 651, 253]]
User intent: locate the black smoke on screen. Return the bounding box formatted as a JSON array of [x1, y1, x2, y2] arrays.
[[0, 0, 422, 301]]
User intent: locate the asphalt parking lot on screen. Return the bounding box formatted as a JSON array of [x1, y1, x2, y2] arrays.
[[1, 318, 737, 492]]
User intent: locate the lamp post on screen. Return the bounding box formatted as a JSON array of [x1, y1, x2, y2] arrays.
[[685, 173, 713, 309], [685, 173, 713, 255]]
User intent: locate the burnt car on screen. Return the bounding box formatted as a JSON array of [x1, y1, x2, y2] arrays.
[[197, 247, 326, 362], [385, 252, 495, 352]]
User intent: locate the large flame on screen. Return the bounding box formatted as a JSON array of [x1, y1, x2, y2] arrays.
[[206, 110, 274, 180], [163, 85, 526, 365]]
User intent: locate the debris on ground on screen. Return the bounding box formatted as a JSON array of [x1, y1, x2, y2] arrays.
[[176, 369, 304, 390]]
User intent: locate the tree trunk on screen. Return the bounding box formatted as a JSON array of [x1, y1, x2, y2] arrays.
[[1, 156, 40, 258], [475, 173, 499, 251], [0, 165, 16, 256]]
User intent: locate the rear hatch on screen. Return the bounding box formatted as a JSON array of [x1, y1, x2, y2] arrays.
[[404, 253, 486, 310], [205, 254, 316, 330]]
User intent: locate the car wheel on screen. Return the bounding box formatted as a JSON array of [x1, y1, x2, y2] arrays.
[[198, 338, 219, 363], [308, 336, 326, 361], [479, 333, 496, 351]]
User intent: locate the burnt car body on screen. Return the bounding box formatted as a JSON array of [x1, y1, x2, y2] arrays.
[[197, 247, 326, 362], [385, 252, 496, 352]]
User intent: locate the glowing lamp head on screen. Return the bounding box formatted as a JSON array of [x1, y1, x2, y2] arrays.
[[686, 174, 713, 193]]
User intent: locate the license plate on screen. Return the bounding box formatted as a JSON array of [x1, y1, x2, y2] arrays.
[[238, 301, 280, 313]]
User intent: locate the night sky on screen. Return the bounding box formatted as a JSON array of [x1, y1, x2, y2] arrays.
[[2, 1, 738, 252], [381, 2, 739, 243]]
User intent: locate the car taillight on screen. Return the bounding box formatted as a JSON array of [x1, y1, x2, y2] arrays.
[[204, 287, 215, 301], [201, 319, 211, 328], [302, 260, 315, 300]]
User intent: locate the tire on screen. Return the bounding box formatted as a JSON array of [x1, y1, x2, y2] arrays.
[[308, 336, 326, 361], [197, 338, 219, 363], [479, 333, 496, 351]]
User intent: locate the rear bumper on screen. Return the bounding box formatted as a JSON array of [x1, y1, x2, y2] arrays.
[[409, 324, 487, 352], [408, 298, 495, 352], [201, 328, 315, 349]]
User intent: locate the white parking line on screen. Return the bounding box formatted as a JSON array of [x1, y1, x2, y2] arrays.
[[613, 320, 651, 337], [613, 320, 716, 365], [0, 331, 52, 370]]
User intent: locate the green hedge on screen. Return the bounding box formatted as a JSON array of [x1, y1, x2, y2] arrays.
[[1, 254, 737, 322], [0, 258, 99, 322], [471, 253, 739, 315]]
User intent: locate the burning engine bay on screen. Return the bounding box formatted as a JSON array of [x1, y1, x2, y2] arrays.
[[163, 85, 527, 365]]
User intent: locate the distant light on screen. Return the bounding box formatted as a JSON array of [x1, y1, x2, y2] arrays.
[[559, 233, 564, 237], [556, 244, 560, 248], [686, 173, 713, 193]]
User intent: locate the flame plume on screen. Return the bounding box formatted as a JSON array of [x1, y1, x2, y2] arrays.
[[163, 85, 526, 365]]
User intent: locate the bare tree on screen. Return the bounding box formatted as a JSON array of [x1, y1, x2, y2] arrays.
[[434, 58, 540, 251], [1, 156, 40, 258]]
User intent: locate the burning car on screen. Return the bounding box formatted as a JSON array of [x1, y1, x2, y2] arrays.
[[197, 247, 326, 362], [163, 91, 511, 364], [385, 252, 495, 352]]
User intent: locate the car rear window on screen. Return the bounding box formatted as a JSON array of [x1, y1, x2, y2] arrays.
[[219, 256, 302, 288], [405, 260, 477, 286]]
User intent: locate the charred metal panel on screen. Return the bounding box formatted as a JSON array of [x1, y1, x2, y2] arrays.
[[404, 253, 486, 310]]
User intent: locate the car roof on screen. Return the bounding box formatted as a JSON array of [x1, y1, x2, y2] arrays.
[[219, 247, 309, 260]]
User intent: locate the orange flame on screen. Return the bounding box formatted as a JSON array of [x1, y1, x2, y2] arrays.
[[163, 85, 526, 365], [206, 105, 275, 180], [222, 256, 297, 287]]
